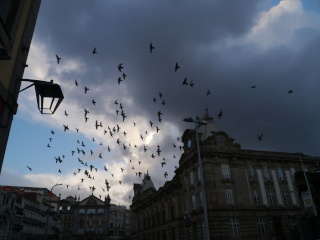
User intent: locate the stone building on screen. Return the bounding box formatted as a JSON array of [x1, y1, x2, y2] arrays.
[[59, 195, 77, 240], [72, 194, 111, 240], [0, 189, 16, 239], [130, 173, 184, 240], [109, 203, 131, 239], [0, 185, 61, 239], [0, 0, 41, 173], [130, 109, 320, 240]]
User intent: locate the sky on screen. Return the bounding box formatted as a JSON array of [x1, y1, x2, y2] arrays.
[[1, 0, 320, 207]]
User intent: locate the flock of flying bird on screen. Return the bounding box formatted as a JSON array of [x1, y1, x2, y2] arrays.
[[25, 42, 295, 202]]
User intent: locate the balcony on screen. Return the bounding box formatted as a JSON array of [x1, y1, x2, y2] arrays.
[[23, 216, 45, 227]]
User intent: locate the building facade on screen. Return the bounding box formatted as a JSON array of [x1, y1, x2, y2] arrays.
[[130, 173, 184, 240], [0, 185, 61, 239], [109, 203, 132, 239], [72, 194, 111, 240], [0, 0, 41, 173], [130, 110, 320, 240]]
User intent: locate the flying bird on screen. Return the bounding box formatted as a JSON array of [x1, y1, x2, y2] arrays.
[[92, 47, 97, 54], [207, 89, 211, 96], [257, 133, 264, 141], [118, 63, 123, 72], [55, 54, 61, 64], [182, 77, 188, 85], [84, 87, 89, 94], [63, 125, 69, 132], [27, 166, 32, 171], [149, 43, 155, 53], [250, 85, 256, 89], [218, 111, 223, 119], [288, 90, 293, 94], [75, 80, 79, 86], [175, 62, 180, 72]]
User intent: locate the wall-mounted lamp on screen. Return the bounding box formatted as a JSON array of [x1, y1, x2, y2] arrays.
[[19, 79, 64, 114]]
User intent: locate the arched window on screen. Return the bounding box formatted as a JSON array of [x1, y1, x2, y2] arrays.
[[157, 211, 160, 226], [170, 205, 175, 221], [162, 209, 166, 224]]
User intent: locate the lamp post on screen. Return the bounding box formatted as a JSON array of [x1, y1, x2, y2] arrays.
[[45, 183, 62, 240], [183, 117, 210, 240], [298, 152, 317, 216], [19, 79, 64, 114]]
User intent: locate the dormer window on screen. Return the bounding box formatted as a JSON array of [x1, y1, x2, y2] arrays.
[[216, 136, 225, 147]]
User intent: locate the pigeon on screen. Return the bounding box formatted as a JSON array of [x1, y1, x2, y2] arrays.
[[149, 43, 155, 53], [56, 54, 61, 64]]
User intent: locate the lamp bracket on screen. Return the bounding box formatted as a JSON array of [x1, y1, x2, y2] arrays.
[[18, 79, 54, 93]]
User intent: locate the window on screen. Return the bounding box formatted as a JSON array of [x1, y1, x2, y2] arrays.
[[225, 188, 235, 205], [257, 218, 268, 236], [229, 218, 241, 238], [253, 190, 260, 205], [192, 195, 197, 210], [282, 189, 289, 205], [184, 175, 188, 189], [277, 167, 284, 181], [190, 171, 194, 185], [221, 164, 231, 179], [290, 168, 296, 182], [199, 191, 203, 207], [268, 190, 274, 205], [162, 209, 166, 224], [263, 167, 270, 181], [170, 205, 175, 220], [248, 166, 255, 180]]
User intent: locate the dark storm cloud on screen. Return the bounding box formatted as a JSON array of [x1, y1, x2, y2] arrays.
[[18, 0, 320, 204], [33, 0, 320, 155]]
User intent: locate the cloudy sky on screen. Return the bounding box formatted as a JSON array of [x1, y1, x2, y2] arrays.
[[1, 0, 320, 207]]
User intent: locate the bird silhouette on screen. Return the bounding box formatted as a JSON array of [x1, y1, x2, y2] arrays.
[[84, 87, 89, 94], [63, 125, 69, 132], [257, 133, 264, 140], [56, 54, 61, 64], [175, 62, 180, 72], [27, 166, 32, 171], [92, 99, 96, 105], [288, 90, 293, 94], [182, 77, 188, 85], [92, 47, 97, 54], [118, 63, 123, 72], [207, 89, 211, 95], [149, 43, 155, 53], [218, 111, 223, 119], [75, 80, 79, 86]]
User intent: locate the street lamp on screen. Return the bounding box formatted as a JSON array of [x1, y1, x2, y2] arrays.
[[298, 152, 317, 216], [183, 117, 210, 240], [19, 79, 64, 114], [45, 183, 62, 240]]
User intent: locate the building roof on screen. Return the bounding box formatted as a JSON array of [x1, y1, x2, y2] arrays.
[[141, 172, 156, 192], [198, 107, 221, 141]]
